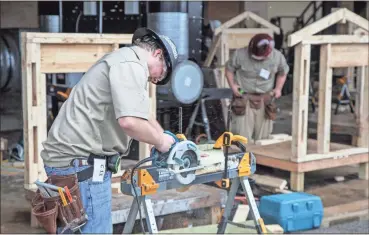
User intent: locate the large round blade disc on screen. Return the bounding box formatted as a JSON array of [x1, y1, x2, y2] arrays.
[[171, 150, 198, 185], [171, 60, 204, 104]]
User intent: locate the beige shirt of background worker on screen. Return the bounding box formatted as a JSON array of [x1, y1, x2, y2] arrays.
[[226, 47, 289, 141], [226, 47, 289, 94], [41, 46, 150, 168]]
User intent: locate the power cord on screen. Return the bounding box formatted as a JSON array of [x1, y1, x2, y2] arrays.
[[130, 156, 155, 234]]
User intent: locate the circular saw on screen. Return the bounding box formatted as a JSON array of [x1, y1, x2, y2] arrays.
[[151, 131, 202, 185]]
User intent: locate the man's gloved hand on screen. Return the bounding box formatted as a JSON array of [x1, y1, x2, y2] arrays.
[[155, 132, 175, 153]]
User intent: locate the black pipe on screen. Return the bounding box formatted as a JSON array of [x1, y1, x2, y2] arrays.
[[99, 0, 103, 33], [59, 1, 63, 32]]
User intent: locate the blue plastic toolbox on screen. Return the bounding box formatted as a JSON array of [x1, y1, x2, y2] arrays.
[[259, 192, 324, 232]]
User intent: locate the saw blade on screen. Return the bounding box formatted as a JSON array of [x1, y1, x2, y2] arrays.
[[171, 150, 198, 185]]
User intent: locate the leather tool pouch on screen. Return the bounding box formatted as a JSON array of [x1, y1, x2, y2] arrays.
[[265, 102, 277, 120], [31, 174, 88, 234], [231, 96, 247, 116]]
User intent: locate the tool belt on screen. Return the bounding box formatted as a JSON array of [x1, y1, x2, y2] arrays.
[[31, 153, 121, 234], [31, 174, 88, 234], [231, 92, 277, 120]]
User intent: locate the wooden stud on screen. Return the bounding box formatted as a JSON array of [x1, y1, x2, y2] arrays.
[[211, 206, 222, 224], [138, 83, 157, 162], [359, 162, 369, 180], [317, 44, 333, 154], [290, 172, 304, 191], [291, 43, 311, 161], [356, 66, 369, 148], [301, 35, 368, 45]]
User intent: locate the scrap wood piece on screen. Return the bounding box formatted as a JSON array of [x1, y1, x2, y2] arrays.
[[0, 137, 8, 151], [255, 134, 292, 146], [250, 174, 288, 190], [266, 224, 284, 234], [232, 204, 250, 223]]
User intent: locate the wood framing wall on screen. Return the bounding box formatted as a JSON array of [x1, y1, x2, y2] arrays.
[[21, 32, 156, 190], [291, 35, 369, 163]]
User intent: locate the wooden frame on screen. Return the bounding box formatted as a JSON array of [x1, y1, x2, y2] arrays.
[[203, 11, 280, 124], [21, 32, 156, 191], [247, 8, 369, 191]]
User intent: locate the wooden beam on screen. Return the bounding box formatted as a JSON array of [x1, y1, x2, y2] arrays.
[[40, 44, 114, 73], [290, 172, 304, 191], [214, 11, 250, 36], [288, 8, 345, 47], [247, 11, 280, 35], [343, 8, 369, 32], [356, 66, 369, 148], [329, 44, 369, 67], [291, 43, 311, 161], [317, 44, 333, 154], [354, 28, 369, 36], [26, 32, 133, 44], [139, 83, 157, 162], [303, 147, 369, 162], [301, 35, 369, 45]]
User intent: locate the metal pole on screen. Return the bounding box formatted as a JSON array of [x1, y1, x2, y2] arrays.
[[99, 0, 103, 33], [59, 0, 63, 32]]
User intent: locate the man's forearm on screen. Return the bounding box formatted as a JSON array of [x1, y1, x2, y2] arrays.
[[119, 117, 162, 147], [149, 118, 164, 133], [225, 69, 236, 88], [275, 74, 287, 91]]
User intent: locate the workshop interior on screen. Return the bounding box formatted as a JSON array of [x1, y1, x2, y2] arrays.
[[0, 1, 368, 234]]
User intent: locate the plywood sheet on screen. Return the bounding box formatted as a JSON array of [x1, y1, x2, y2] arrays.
[[330, 44, 369, 67], [40, 44, 113, 73]]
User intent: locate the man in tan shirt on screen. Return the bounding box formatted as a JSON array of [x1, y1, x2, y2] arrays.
[[39, 28, 178, 233], [225, 33, 289, 142]]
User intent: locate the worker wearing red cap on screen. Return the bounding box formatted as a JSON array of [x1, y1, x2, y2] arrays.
[[225, 33, 289, 142]]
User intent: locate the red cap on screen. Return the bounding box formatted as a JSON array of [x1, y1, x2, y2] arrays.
[[248, 34, 275, 59]]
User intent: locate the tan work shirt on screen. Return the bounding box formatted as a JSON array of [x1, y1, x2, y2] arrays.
[[41, 46, 150, 168], [226, 47, 289, 93]]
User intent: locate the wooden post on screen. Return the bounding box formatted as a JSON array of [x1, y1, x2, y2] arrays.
[[290, 172, 304, 191], [22, 38, 47, 189], [356, 66, 369, 180], [317, 44, 333, 154], [291, 43, 311, 161], [138, 83, 156, 162]]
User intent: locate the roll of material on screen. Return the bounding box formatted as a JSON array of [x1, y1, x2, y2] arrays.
[[39, 15, 60, 33], [0, 32, 20, 92], [147, 12, 189, 63]]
